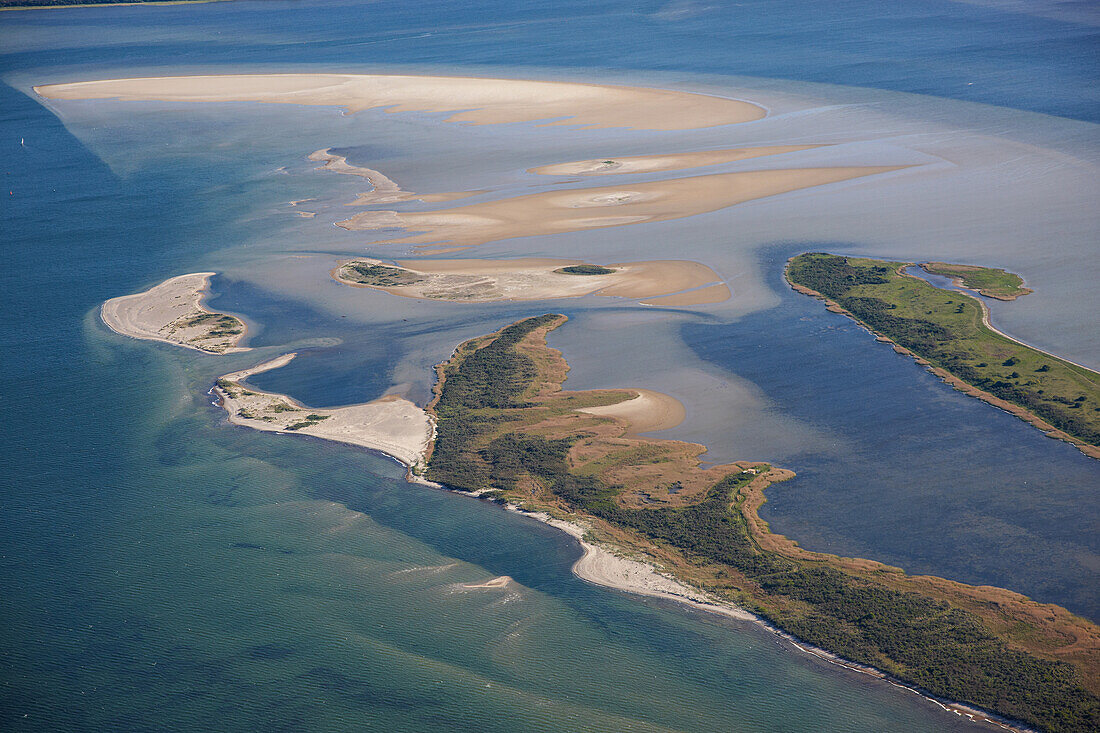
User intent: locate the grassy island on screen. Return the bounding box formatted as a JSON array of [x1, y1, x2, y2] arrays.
[[787, 253, 1099, 454], [338, 262, 425, 287], [425, 314, 1100, 732], [921, 261, 1033, 300]]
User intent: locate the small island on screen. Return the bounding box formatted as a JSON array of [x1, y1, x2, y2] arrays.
[[786, 253, 1099, 456], [423, 313, 1100, 733], [920, 261, 1033, 300]]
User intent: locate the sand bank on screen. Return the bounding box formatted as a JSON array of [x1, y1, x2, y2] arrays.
[[35, 73, 765, 131], [339, 166, 906, 250], [529, 145, 820, 176], [576, 389, 686, 434], [308, 148, 472, 205], [215, 353, 433, 468], [333, 257, 729, 305], [100, 272, 248, 354]]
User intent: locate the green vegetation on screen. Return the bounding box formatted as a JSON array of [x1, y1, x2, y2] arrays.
[[341, 262, 424, 287], [554, 264, 616, 276], [787, 253, 1100, 447], [426, 313, 1100, 732], [284, 415, 327, 430], [921, 261, 1032, 300]]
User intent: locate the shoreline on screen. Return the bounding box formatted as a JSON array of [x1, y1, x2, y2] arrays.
[[788, 261, 1100, 460]]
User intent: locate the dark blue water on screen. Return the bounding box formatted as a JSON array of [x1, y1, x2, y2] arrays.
[[684, 247, 1100, 619]]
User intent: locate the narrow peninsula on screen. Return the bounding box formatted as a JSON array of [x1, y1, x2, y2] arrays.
[[100, 272, 247, 354], [422, 314, 1099, 733], [786, 253, 1099, 456]]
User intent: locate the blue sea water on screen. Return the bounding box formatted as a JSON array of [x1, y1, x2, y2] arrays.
[[2, 1, 1098, 731]]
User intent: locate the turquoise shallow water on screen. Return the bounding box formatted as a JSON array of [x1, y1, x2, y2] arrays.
[[2, 1, 1098, 730]]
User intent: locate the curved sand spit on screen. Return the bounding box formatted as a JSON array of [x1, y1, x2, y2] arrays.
[[309, 148, 473, 205], [339, 166, 906, 250], [101, 272, 248, 354], [529, 145, 820, 176], [215, 353, 433, 468], [576, 389, 686, 434], [334, 257, 730, 306], [35, 73, 765, 131]]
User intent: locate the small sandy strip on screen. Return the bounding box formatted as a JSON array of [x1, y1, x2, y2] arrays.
[[529, 145, 820, 176], [576, 389, 686, 434], [215, 353, 434, 468], [339, 166, 907, 250], [308, 148, 472, 205], [35, 73, 765, 131], [101, 272, 248, 354], [333, 257, 728, 305], [461, 576, 512, 589]]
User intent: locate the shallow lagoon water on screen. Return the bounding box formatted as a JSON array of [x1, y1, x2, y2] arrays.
[[3, 1, 1098, 730]]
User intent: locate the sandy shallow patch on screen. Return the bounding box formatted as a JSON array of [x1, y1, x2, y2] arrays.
[[576, 389, 686, 434], [215, 353, 433, 468], [100, 272, 248, 354], [333, 257, 729, 305], [35, 73, 765, 131], [308, 148, 473, 204], [338, 166, 906, 250], [639, 283, 732, 306], [529, 145, 820, 176]]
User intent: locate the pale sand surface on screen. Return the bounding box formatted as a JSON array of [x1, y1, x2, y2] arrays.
[[639, 283, 732, 306], [339, 166, 907, 250], [529, 145, 820, 176], [308, 148, 472, 204], [35, 74, 765, 131], [333, 257, 729, 305], [576, 389, 686, 434], [216, 353, 433, 468], [100, 272, 248, 354]]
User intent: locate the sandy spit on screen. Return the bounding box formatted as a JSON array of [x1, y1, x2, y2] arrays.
[[100, 272, 249, 354], [308, 148, 472, 205], [215, 353, 434, 468], [576, 389, 686, 434], [35, 73, 765, 131]]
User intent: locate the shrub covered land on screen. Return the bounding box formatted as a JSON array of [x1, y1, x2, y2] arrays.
[[338, 262, 425, 287], [920, 261, 1032, 300], [554, 264, 616, 276], [787, 253, 1099, 449], [426, 314, 1099, 732]]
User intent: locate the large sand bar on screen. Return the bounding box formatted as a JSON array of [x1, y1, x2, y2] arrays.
[[333, 257, 729, 305], [339, 166, 906, 250], [216, 353, 433, 468], [529, 145, 820, 176], [35, 73, 766, 130], [100, 272, 248, 354]]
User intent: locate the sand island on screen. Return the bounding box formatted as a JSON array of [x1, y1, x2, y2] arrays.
[[34, 73, 766, 130], [100, 272, 248, 354], [332, 257, 730, 306]]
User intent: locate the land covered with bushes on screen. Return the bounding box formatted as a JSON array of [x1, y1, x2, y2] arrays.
[[787, 253, 1099, 454], [425, 314, 1100, 732], [920, 261, 1033, 300]]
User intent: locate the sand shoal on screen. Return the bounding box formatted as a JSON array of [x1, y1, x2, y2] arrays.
[[576, 389, 686, 434], [216, 353, 433, 468], [100, 272, 248, 354], [334, 257, 729, 305], [340, 166, 906, 250], [35, 73, 765, 131], [529, 145, 820, 176], [308, 148, 472, 205]]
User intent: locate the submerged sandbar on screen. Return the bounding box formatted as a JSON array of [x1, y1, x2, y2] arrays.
[[529, 145, 820, 176]]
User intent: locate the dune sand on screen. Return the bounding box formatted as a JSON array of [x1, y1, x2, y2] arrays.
[[100, 272, 248, 354], [529, 145, 820, 176], [35, 73, 765, 131], [216, 353, 433, 468], [333, 257, 729, 305], [339, 166, 906, 250]]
